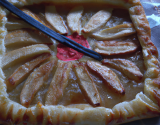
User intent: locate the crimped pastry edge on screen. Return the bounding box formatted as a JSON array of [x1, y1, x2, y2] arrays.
[[0, 0, 160, 124]]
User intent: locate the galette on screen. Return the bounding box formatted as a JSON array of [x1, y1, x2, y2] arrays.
[[0, 0, 160, 124]]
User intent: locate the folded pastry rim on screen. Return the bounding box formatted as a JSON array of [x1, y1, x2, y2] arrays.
[[0, 0, 160, 124]]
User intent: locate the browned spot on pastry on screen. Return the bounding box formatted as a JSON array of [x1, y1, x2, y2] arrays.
[[147, 51, 159, 66], [0, 99, 9, 121], [14, 109, 23, 124], [57, 114, 60, 125], [106, 112, 114, 125], [23, 109, 36, 124], [143, 49, 160, 69], [130, 6, 151, 37], [136, 18, 150, 36], [146, 44, 158, 58], [149, 46, 158, 58], [145, 104, 160, 115], [23, 112, 30, 124], [153, 77, 160, 88], [127, 115, 135, 120], [6, 105, 13, 123], [69, 113, 77, 125], [0, 14, 5, 20], [36, 102, 43, 124], [14, 110, 21, 124], [116, 110, 124, 123], [46, 116, 53, 125], [153, 90, 160, 108], [139, 36, 158, 57]]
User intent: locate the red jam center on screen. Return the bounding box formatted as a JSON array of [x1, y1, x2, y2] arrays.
[[57, 33, 90, 61]]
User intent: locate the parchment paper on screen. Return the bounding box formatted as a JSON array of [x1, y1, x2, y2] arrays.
[[122, 0, 160, 124]]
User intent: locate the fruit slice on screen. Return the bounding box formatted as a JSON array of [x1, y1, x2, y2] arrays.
[[92, 23, 136, 40], [20, 60, 56, 107], [67, 6, 83, 34], [45, 6, 68, 34], [82, 9, 113, 33], [94, 41, 137, 55], [45, 61, 72, 105], [74, 62, 101, 106], [38, 12, 55, 29], [5, 29, 53, 46], [21, 9, 49, 27], [2, 44, 50, 69], [6, 53, 51, 92], [6, 19, 31, 30], [87, 61, 125, 94], [102, 59, 143, 82]]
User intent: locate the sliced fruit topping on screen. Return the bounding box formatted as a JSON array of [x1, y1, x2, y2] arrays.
[[20, 60, 56, 107], [6, 19, 31, 30], [45, 61, 72, 105], [102, 59, 143, 82], [87, 61, 125, 94], [2, 44, 50, 69], [74, 62, 101, 106], [92, 23, 136, 40], [5, 29, 53, 46], [82, 9, 113, 33], [45, 6, 68, 34], [95, 40, 137, 56], [6, 53, 51, 92], [21, 9, 49, 28], [38, 12, 55, 29], [67, 6, 83, 34]]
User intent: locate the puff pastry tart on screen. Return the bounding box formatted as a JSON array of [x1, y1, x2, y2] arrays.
[[0, 0, 160, 124]]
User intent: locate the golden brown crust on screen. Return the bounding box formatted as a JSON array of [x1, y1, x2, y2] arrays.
[[112, 92, 160, 124], [7, 0, 141, 8], [0, 0, 160, 124], [129, 6, 158, 57], [129, 5, 160, 111]]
